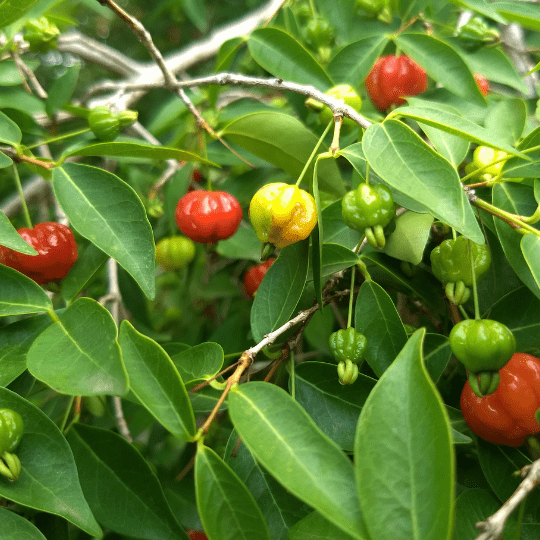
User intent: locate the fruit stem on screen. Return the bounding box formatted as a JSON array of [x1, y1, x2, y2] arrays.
[[468, 238, 480, 320], [25, 127, 91, 150], [295, 120, 333, 187], [13, 165, 33, 229], [59, 395, 75, 432]]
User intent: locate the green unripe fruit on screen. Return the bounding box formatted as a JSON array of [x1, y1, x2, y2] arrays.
[[318, 85, 362, 133], [155, 236, 196, 271], [0, 409, 24, 453]]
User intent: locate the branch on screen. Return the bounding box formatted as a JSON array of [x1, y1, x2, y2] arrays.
[[475, 459, 540, 540]]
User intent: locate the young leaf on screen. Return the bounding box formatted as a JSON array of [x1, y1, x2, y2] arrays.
[[0, 0, 41, 29], [228, 382, 369, 539], [68, 424, 189, 540], [119, 320, 196, 441], [0, 387, 102, 537], [355, 280, 408, 377], [52, 163, 156, 299], [354, 329, 454, 540], [27, 297, 128, 396], [0, 265, 53, 316], [195, 444, 272, 540], [250, 239, 309, 343]]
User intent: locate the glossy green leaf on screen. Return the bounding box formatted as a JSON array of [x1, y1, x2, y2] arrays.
[[53, 163, 156, 299], [484, 98, 527, 146], [170, 342, 224, 386], [321, 200, 363, 249], [504, 126, 540, 179], [0, 507, 47, 539], [195, 444, 271, 540], [222, 112, 345, 195], [229, 382, 367, 538], [0, 109, 22, 144], [68, 424, 189, 540], [521, 234, 540, 292], [384, 211, 434, 265], [0, 313, 53, 387], [493, 184, 540, 299], [424, 334, 451, 384], [45, 63, 80, 116], [223, 431, 311, 540], [63, 141, 217, 165], [27, 297, 128, 396], [0, 387, 102, 537], [394, 33, 485, 106], [294, 362, 376, 451], [288, 511, 357, 540], [248, 28, 332, 89], [355, 329, 454, 540], [119, 321, 196, 440], [355, 280, 408, 377], [251, 239, 309, 343], [419, 123, 469, 168], [0, 211, 37, 254], [495, 1, 540, 31], [0, 150, 12, 167], [307, 243, 359, 281], [390, 106, 524, 157], [327, 36, 388, 88], [0, 265, 53, 316], [362, 120, 484, 243], [490, 287, 540, 353]]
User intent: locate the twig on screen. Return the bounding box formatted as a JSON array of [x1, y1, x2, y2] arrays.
[[475, 459, 540, 540], [0, 147, 54, 169], [9, 47, 47, 98]]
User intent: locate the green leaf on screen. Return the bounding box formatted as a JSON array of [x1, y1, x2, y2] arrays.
[[362, 120, 484, 243], [0, 109, 22, 145], [314, 0, 356, 41], [389, 106, 525, 157], [0, 507, 47, 539], [195, 444, 271, 540], [354, 329, 454, 540], [521, 234, 540, 292], [495, 1, 540, 31], [484, 98, 527, 146], [251, 239, 309, 343], [63, 141, 217, 165], [0, 313, 53, 387], [294, 362, 376, 451], [68, 424, 189, 540], [119, 321, 196, 440], [45, 63, 80, 116], [396, 0, 429, 20], [217, 225, 262, 262], [182, 0, 208, 32], [448, 0, 506, 23], [0, 0, 41, 29], [504, 126, 540, 179], [355, 280, 408, 377], [312, 154, 324, 309], [424, 334, 451, 384], [53, 163, 156, 300], [0, 387, 102, 537], [0, 211, 37, 254], [170, 342, 224, 386], [0, 150, 12, 167], [419, 123, 469, 168], [223, 431, 311, 540], [0, 265, 53, 316], [289, 511, 357, 540], [222, 112, 345, 195], [321, 200, 363, 249], [394, 33, 485, 106], [307, 243, 359, 281], [383, 211, 434, 265], [327, 36, 388, 88], [248, 28, 332, 90], [493, 184, 540, 299], [228, 382, 368, 539], [27, 297, 128, 396]]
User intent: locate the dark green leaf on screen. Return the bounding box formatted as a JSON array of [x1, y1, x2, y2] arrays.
[[0, 507, 47, 539], [68, 424, 189, 540], [288, 511, 357, 540], [45, 63, 80, 116], [355, 330, 454, 540], [521, 234, 540, 292], [321, 200, 363, 249], [424, 333, 451, 384], [0, 387, 102, 537], [307, 243, 359, 281], [0, 211, 37, 254], [53, 163, 155, 299], [195, 444, 271, 540], [27, 297, 128, 396], [170, 342, 224, 386]]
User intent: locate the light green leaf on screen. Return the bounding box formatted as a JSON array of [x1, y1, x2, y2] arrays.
[[217, 225, 262, 262], [119, 320, 196, 440], [0, 387, 102, 537], [0, 211, 37, 254], [222, 112, 344, 195], [229, 382, 368, 539], [521, 234, 540, 293], [485, 98, 527, 146], [362, 120, 484, 243], [0, 109, 22, 145], [307, 243, 359, 281], [53, 163, 155, 299], [495, 1, 540, 31], [195, 444, 271, 540], [45, 63, 80, 116], [27, 297, 128, 396], [248, 27, 332, 90], [0, 0, 41, 29], [289, 511, 357, 540], [0, 265, 53, 316], [419, 123, 469, 167], [170, 342, 224, 386], [0, 150, 12, 167], [355, 330, 454, 540]]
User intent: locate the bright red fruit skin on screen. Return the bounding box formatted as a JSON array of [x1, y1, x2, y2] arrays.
[[473, 73, 489, 97], [186, 531, 208, 540], [244, 258, 276, 299], [0, 222, 78, 285], [365, 55, 427, 111], [460, 353, 540, 446], [175, 191, 242, 244]]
